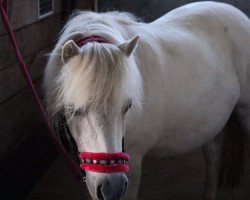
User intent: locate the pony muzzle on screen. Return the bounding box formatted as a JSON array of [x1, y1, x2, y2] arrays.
[[79, 152, 130, 173]]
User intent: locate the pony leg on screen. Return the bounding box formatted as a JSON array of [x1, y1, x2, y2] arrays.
[[204, 112, 246, 199], [202, 134, 222, 200], [125, 153, 143, 200]]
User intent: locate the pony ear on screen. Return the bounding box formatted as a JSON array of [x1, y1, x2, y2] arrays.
[[118, 36, 139, 57], [61, 40, 80, 64]]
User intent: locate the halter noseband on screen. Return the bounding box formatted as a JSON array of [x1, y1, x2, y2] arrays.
[[80, 152, 130, 173]]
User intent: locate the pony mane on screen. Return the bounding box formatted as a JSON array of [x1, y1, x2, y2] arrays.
[[59, 11, 141, 45]]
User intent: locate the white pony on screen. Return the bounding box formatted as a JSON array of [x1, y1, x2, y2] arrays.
[[43, 2, 250, 200]]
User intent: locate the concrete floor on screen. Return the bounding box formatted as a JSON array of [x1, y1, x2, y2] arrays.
[[25, 150, 250, 200]]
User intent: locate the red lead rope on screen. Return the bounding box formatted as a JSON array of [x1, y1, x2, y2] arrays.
[[0, 0, 81, 180]]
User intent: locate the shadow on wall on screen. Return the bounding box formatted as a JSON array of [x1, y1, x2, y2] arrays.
[[98, 0, 250, 22]]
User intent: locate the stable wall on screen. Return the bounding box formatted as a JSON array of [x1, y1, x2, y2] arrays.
[[98, 0, 250, 22], [0, 0, 93, 159]]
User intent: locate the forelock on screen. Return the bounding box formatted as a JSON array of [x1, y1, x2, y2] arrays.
[[53, 42, 127, 114]]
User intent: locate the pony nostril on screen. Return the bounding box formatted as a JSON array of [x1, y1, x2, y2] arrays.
[[96, 177, 128, 200], [97, 185, 104, 200], [122, 182, 128, 198]]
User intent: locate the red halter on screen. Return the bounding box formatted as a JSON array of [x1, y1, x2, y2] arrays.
[[80, 152, 130, 173], [75, 36, 130, 173]]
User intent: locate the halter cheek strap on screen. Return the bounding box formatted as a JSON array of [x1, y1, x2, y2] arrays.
[[79, 152, 130, 173]]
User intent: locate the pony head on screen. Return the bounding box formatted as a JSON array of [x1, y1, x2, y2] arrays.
[[44, 33, 142, 199]]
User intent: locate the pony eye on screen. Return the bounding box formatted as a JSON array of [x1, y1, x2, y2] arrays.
[[124, 99, 132, 114], [64, 106, 85, 118], [74, 108, 84, 117]]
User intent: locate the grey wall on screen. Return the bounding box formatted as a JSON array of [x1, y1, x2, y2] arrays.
[[98, 0, 250, 22]]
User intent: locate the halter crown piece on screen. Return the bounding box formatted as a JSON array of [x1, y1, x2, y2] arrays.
[[75, 36, 130, 173], [75, 35, 110, 47]]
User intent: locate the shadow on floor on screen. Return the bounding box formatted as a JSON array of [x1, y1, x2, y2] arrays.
[[25, 150, 250, 200]]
